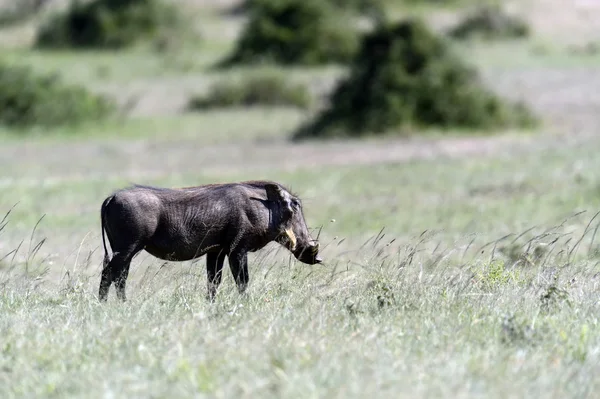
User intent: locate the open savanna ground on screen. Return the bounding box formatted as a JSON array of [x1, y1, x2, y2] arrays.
[[1, 0, 600, 397]]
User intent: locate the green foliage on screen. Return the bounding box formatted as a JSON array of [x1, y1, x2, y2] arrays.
[[187, 73, 312, 110], [328, 0, 385, 15], [0, 62, 115, 129], [235, 0, 385, 16], [568, 324, 590, 362], [473, 259, 523, 289], [293, 18, 537, 140], [219, 0, 360, 67], [448, 4, 530, 41], [35, 0, 182, 49]]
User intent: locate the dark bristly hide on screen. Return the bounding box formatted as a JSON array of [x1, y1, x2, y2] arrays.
[[99, 180, 322, 302]]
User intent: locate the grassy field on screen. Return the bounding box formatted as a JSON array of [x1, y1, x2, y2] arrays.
[[1, 0, 600, 397]]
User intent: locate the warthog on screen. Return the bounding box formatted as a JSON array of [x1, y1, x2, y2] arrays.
[[99, 180, 322, 301]]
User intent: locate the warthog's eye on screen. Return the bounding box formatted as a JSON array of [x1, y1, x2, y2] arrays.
[[291, 199, 300, 209]]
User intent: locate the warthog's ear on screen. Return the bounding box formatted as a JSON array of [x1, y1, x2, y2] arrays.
[[265, 183, 285, 202], [266, 183, 294, 220]]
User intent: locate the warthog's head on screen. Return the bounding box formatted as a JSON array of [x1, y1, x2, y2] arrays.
[[266, 184, 322, 265]]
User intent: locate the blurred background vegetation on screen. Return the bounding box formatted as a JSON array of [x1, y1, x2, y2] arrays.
[[0, 0, 544, 137]]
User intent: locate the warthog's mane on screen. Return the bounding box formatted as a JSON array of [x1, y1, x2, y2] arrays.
[[127, 180, 299, 199]]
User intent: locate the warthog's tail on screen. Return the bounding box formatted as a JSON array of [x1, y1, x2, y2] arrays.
[[100, 195, 114, 269]]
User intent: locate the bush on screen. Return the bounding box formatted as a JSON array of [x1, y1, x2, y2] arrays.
[[219, 0, 360, 67], [328, 0, 384, 14], [293, 18, 537, 140], [448, 4, 530, 41], [187, 73, 311, 110], [0, 62, 115, 129], [35, 0, 181, 49]]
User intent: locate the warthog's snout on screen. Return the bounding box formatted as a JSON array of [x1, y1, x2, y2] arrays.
[[295, 241, 322, 264]]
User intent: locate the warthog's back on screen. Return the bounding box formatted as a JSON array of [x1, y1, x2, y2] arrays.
[[126, 180, 287, 204], [102, 181, 286, 261]]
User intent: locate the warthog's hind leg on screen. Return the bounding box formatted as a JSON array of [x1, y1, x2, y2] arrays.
[[99, 246, 141, 302], [99, 257, 114, 301], [206, 250, 226, 302]]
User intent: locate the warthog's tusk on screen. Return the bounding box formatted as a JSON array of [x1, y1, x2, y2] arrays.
[[312, 243, 319, 254], [284, 228, 297, 251]]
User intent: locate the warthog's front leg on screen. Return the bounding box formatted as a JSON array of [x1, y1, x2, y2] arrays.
[[206, 250, 226, 301], [228, 250, 249, 295]]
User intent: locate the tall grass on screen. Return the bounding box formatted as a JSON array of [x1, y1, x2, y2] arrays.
[[1, 209, 599, 397]]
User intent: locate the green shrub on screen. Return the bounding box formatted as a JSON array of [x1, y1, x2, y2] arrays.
[[293, 18, 537, 140], [0, 62, 115, 129], [473, 259, 523, 290], [448, 4, 530, 41], [219, 0, 360, 67], [35, 0, 182, 49], [188, 73, 311, 110], [328, 0, 384, 13]]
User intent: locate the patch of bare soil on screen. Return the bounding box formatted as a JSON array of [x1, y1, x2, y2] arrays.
[[0, 128, 594, 191]]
